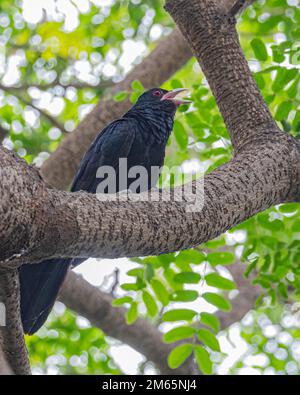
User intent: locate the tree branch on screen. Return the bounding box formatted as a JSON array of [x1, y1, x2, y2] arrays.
[[164, 0, 276, 151], [0, 126, 8, 144], [40, 28, 192, 190], [0, 343, 13, 375], [59, 271, 198, 375], [0, 85, 67, 133], [0, 136, 299, 268], [226, 0, 256, 17], [216, 261, 261, 329], [0, 270, 30, 375], [0, 80, 113, 92]]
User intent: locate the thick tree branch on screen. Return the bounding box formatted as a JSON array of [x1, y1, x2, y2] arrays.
[[40, 28, 192, 190], [0, 270, 30, 375], [0, 85, 67, 133], [164, 0, 276, 151], [59, 271, 198, 375], [217, 261, 261, 329], [0, 345, 13, 375], [0, 136, 299, 268]]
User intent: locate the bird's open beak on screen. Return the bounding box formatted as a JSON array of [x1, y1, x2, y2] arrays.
[[161, 88, 192, 106]]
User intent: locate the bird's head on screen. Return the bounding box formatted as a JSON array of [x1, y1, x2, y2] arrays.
[[135, 87, 191, 114], [125, 87, 191, 142]]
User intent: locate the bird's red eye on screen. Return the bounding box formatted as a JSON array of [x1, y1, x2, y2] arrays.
[[153, 90, 161, 97]]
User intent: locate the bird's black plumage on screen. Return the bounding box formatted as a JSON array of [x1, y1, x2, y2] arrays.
[[19, 88, 187, 334]]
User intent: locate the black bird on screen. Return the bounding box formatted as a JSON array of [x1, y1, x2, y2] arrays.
[[19, 87, 190, 335]]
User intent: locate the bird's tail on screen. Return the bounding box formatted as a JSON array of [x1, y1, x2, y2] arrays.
[[18, 259, 71, 335]]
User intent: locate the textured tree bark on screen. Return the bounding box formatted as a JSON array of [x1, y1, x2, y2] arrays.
[[0, 344, 13, 375], [165, 0, 278, 150], [1, 140, 298, 267], [0, 270, 30, 375], [40, 28, 192, 190]]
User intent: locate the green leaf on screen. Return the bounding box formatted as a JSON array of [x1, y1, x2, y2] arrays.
[[194, 345, 213, 375], [113, 91, 128, 102], [279, 203, 299, 213], [292, 219, 300, 232], [173, 121, 188, 150], [202, 292, 232, 311], [271, 45, 285, 63], [251, 38, 268, 61], [121, 283, 140, 291], [112, 296, 133, 306], [254, 74, 265, 90], [171, 79, 183, 89], [142, 290, 158, 317], [151, 279, 169, 306], [272, 68, 298, 92], [287, 77, 299, 98], [278, 282, 288, 299], [176, 249, 206, 266], [144, 264, 155, 282], [174, 272, 201, 284], [126, 302, 138, 325], [127, 268, 143, 277], [200, 312, 220, 332], [162, 309, 197, 322], [163, 326, 195, 343], [207, 252, 235, 266], [275, 101, 293, 121], [168, 344, 194, 369], [171, 290, 199, 302], [164, 267, 183, 291], [293, 110, 300, 131], [130, 91, 140, 104], [131, 79, 144, 92], [205, 273, 236, 290], [197, 328, 220, 352]]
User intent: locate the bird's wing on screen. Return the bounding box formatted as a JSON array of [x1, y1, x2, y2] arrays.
[[71, 118, 137, 193]]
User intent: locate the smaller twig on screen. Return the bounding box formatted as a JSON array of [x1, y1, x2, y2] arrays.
[[0, 126, 8, 144], [0, 85, 67, 133], [1, 79, 113, 92], [21, 96, 67, 133], [99, 273, 111, 290], [110, 268, 120, 296], [0, 345, 13, 375]]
